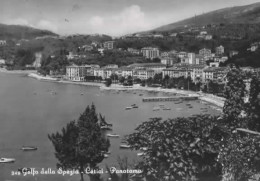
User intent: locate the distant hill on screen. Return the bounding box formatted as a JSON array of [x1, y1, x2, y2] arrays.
[[0, 24, 58, 40], [152, 2, 260, 32]]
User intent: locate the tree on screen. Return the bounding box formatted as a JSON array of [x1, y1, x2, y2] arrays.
[[223, 68, 246, 129], [48, 104, 110, 181], [217, 130, 260, 181], [218, 69, 260, 181], [119, 76, 125, 84], [105, 78, 112, 87], [126, 115, 223, 181], [125, 75, 133, 86], [153, 73, 163, 85], [110, 73, 119, 83], [246, 76, 260, 131], [162, 75, 170, 88], [140, 80, 146, 87]]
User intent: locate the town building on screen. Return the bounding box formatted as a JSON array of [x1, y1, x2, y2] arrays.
[[66, 65, 92, 81], [162, 67, 190, 79], [195, 54, 205, 65], [205, 35, 212, 40], [81, 45, 93, 51], [199, 48, 211, 59], [0, 59, 5, 65], [189, 65, 206, 82], [133, 69, 155, 80], [128, 63, 166, 74], [161, 57, 177, 66], [187, 53, 196, 64], [103, 41, 114, 50], [33, 52, 42, 68], [103, 64, 118, 69], [127, 48, 140, 55], [215, 45, 224, 55], [209, 62, 220, 67], [0, 40, 7, 46], [141, 47, 160, 59], [176, 51, 187, 59], [98, 48, 105, 55], [202, 67, 229, 83], [229, 50, 239, 57], [118, 67, 133, 77]]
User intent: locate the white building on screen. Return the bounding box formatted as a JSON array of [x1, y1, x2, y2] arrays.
[[141, 47, 160, 59], [66, 65, 92, 81], [215, 45, 224, 55], [133, 69, 155, 80], [187, 53, 196, 64], [128, 63, 166, 74], [0, 40, 7, 46], [103, 41, 114, 49]]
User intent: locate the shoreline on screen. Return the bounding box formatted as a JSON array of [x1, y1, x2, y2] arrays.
[[0, 68, 37, 74], [22, 72, 225, 108]]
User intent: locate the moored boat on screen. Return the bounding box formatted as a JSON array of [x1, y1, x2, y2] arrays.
[[107, 133, 120, 138], [137, 152, 145, 156], [120, 144, 131, 149], [140, 147, 148, 151], [101, 125, 112, 130], [132, 105, 138, 108], [163, 107, 171, 110], [104, 154, 109, 158], [21, 146, 38, 151], [0, 158, 15, 163], [153, 107, 160, 111], [125, 107, 132, 110]]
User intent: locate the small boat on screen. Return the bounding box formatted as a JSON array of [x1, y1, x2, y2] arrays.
[[131, 104, 136, 106], [101, 125, 112, 130], [132, 105, 138, 108], [104, 154, 109, 158], [153, 107, 160, 111], [0, 158, 15, 163], [137, 152, 145, 156], [120, 144, 131, 149], [163, 107, 171, 110], [140, 147, 148, 151], [107, 133, 120, 138], [101, 150, 111, 154], [21, 146, 38, 151], [125, 107, 132, 110], [175, 101, 182, 104]]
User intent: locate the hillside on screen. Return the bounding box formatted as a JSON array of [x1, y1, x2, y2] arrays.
[[0, 24, 58, 40], [153, 2, 260, 32]]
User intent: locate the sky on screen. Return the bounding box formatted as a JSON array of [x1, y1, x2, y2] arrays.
[[0, 0, 260, 36]]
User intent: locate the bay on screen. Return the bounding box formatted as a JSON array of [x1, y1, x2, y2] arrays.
[[0, 72, 220, 181]]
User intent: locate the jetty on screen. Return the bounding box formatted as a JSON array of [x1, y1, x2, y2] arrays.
[[142, 96, 199, 102]]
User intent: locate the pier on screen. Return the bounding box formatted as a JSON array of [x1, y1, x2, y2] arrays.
[[142, 96, 199, 102]]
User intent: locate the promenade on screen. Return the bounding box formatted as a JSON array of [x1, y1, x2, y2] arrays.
[[27, 72, 225, 108]]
